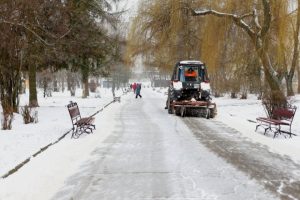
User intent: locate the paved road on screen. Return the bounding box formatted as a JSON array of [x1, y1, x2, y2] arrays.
[[52, 89, 300, 200]]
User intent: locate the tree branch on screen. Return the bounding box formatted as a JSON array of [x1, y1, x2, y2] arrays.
[[261, 0, 271, 38], [192, 9, 236, 18], [240, 12, 254, 20], [253, 8, 262, 32], [0, 19, 54, 46], [33, 17, 72, 40], [191, 9, 256, 39]]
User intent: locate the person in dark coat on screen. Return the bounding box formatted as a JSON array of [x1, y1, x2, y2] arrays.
[[135, 83, 142, 98]]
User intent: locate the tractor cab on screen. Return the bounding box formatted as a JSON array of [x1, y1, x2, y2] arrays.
[[170, 60, 211, 101], [173, 61, 209, 83], [166, 60, 216, 118], [180, 66, 198, 82]]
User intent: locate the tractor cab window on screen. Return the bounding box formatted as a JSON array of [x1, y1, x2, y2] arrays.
[[178, 66, 184, 82], [178, 66, 199, 82], [177, 65, 208, 82], [199, 65, 208, 82]]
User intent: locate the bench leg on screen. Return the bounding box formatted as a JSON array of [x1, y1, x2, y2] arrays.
[[256, 122, 275, 137], [255, 124, 260, 132], [264, 127, 269, 135], [71, 124, 96, 139], [72, 126, 82, 139], [80, 124, 95, 134], [255, 123, 270, 135], [273, 130, 279, 138], [273, 125, 283, 139], [278, 130, 294, 138]]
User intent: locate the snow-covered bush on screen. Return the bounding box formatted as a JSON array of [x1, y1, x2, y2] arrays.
[[21, 105, 38, 124]]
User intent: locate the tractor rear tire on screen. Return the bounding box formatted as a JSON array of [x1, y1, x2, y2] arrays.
[[180, 106, 185, 117], [175, 107, 181, 116], [209, 108, 216, 118]]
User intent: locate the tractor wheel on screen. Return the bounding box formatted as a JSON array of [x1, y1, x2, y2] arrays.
[[180, 106, 185, 117], [205, 108, 210, 119], [209, 108, 216, 118], [167, 99, 174, 114], [175, 107, 181, 116]]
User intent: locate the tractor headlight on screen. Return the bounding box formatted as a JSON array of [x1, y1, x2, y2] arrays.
[[173, 81, 183, 90], [200, 82, 211, 91]]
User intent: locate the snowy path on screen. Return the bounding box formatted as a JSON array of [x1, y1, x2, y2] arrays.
[[50, 89, 284, 200], [183, 119, 300, 200]]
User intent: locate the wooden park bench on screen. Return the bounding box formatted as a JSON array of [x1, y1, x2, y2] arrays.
[[67, 101, 95, 138], [113, 96, 121, 103], [255, 105, 297, 138]]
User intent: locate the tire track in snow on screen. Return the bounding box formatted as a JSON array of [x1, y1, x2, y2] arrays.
[[183, 118, 300, 200]]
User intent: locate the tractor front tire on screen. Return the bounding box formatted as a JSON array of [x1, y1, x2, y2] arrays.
[[167, 99, 174, 114]]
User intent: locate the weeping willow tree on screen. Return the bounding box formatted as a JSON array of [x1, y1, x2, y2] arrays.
[[201, 0, 262, 97], [193, 0, 300, 105], [126, 0, 206, 72], [127, 0, 262, 97], [269, 0, 300, 96], [127, 0, 300, 103]]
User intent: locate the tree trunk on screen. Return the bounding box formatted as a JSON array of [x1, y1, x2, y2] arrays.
[[230, 92, 237, 99], [285, 0, 300, 96], [112, 78, 116, 98], [81, 66, 89, 98], [83, 79, 89, 98], [67, 74, 71, 91], [53, 75, 59, 92], [43, 77, 48, 98], [0, 76, 16, 130], [286, 76, 294, 97], [12, 72, 21, 113], [250, 35, 287, 106], [67, 72, 76, 96], [298, 66, 300, 93], [1, 99, 13, 130], [29, 64, 39, 107], [61, 75, 65, 93]]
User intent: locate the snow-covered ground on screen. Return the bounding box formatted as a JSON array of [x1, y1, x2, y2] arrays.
[[154, 87, 300, 165], [0, 88, 120, 177], [0, 86, 300, 199], [214, 94, 300, 164]]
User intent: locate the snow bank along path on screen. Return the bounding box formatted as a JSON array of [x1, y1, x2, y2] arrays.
[[1, 95, 121, 179], [0, 94, 125, 200]]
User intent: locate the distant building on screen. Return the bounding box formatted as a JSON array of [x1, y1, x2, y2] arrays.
[[102, 80, 113, 88], [153, 79, 170, 87]]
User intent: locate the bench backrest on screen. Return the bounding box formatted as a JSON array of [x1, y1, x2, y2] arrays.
[[272, 106, 297, 123], [67, 102, 81, 123]]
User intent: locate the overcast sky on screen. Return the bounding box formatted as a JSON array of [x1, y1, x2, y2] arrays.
[[111, 0, 140, 23], [122, 0, 140, 22]]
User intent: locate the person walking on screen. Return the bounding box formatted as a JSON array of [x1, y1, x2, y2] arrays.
[[135, 83, 142, 98], [132, 82, 137, 94]]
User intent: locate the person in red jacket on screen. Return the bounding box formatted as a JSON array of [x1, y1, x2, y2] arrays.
[[132, 82, 137, 93]]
